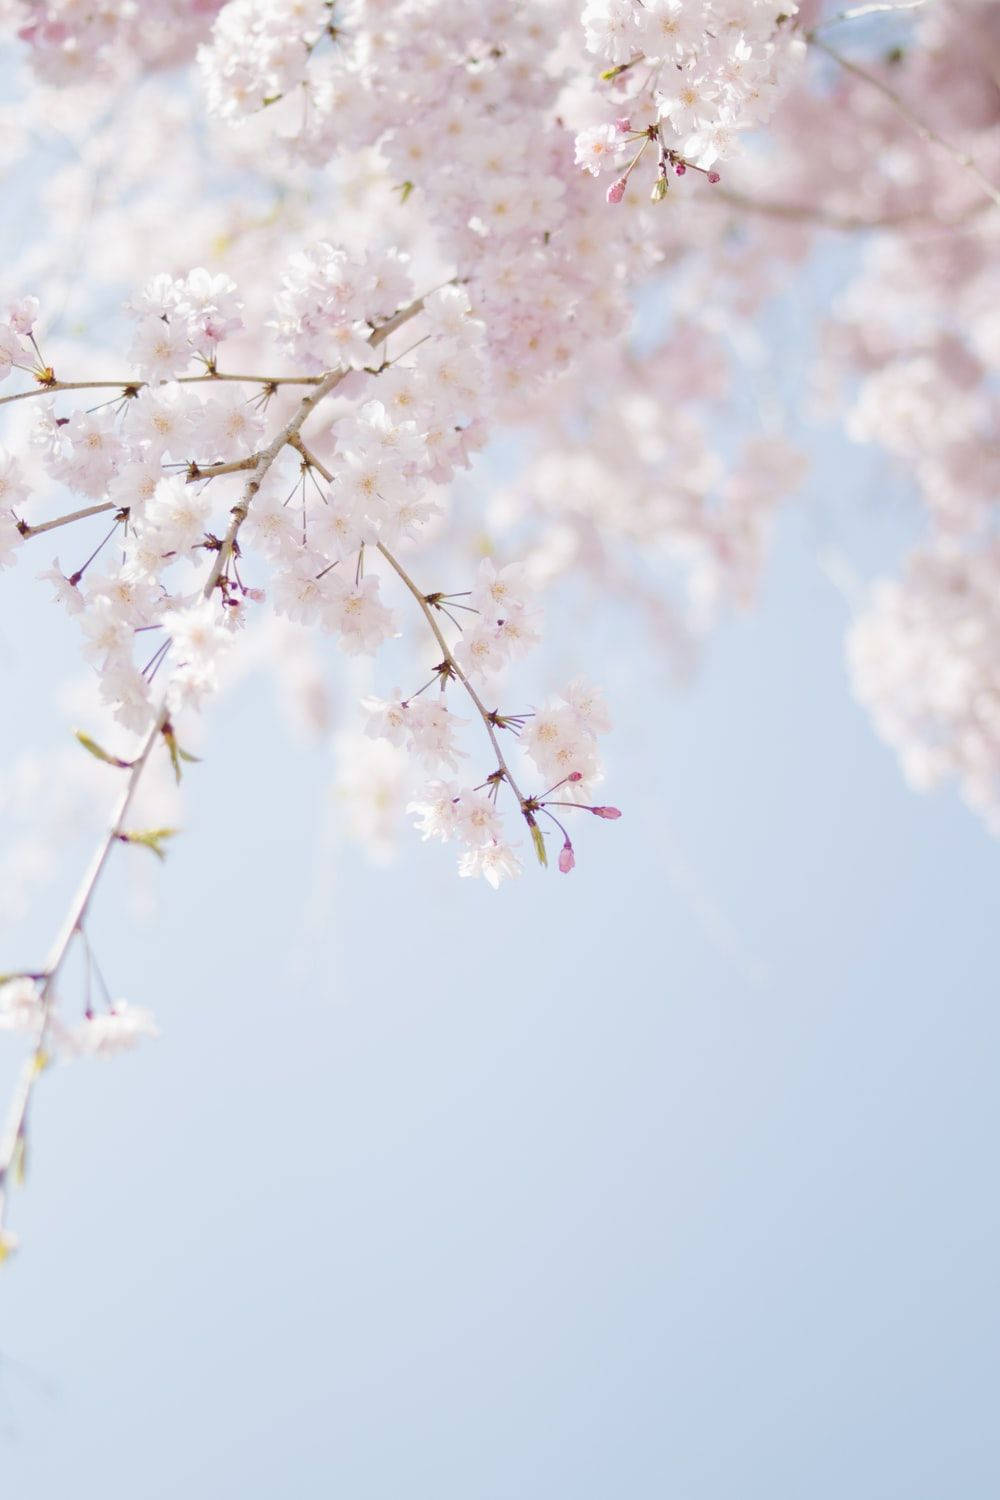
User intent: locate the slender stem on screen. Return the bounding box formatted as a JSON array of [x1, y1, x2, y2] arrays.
[[811, 1, 932, 30], [0, 370, 323, 410], [15, 459, 261, 540], [710, 184, 979, 232], [185, 456, 262, 483], [18, 501, 117, 539], [286, 433, 529, 804], [808, 32, 1000, 209], [374, 541, 530, 808], [0, 291, 430, 1241], [0, 711, 161, 1234]]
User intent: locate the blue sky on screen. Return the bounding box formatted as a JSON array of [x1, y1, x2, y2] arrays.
[[2, 478, 998, 1495], [2, 7, 998, 1478]]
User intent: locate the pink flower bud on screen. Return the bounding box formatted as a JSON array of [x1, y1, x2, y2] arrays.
[[707, 171, 720, 184], [246, 587, 266, 603], [674, 162, 686, 176], [615, 117, 632, 133], [568, 771, 583, 782], [558, 840, 575, 873], [606, 178, 627, 205], [591, 806, 622, 819]]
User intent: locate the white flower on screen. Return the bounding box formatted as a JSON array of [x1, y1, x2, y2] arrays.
[[469, 557, 528, 617], [458, 840, 523, 890], [39, 559, 85, 614], [162, 598, 232, 670], [0, 510, 22, 570], [574, 123, 622, 178], [406, 699, 467, 771], [177, 267, 244, 349], [129, 314, 193, 383], [0, 447, 31, 513], [70, 1002, 159, 1058], [453, 789, 503, 846], [272, 558, 334, 626], [362, 693, 410, 747], [0, 978, 44, 1035], [325, 574, 397, 654], [144, 474, 212, 553], [127, 383, 200, 457], [409, 781, 462, 843], [581, 0, 638, 64], [563, 678, 613, 735], [453, 623, 509, 680]]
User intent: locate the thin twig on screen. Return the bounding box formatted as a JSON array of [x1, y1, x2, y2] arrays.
[[375, 542, 530, 808], [185, 456, 262, 484], [811, 1, 932, 31], [17, 501, 117, 539], [0, 370, 323, 410], [0, 291, 430, 1242], [15, 458, 261, 540], [287, 433, 530, 807], [808, 32, 1000, 209], [712, 184, 930, 230]]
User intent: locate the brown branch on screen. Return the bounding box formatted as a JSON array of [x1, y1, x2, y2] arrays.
[[0, 290, 431, 1247], [287, 433, 530, 808], [17, 501, 117, 539], [807, 32, 1000, 209], [811, 1, 932, 30], [0, 369, 324, 410]]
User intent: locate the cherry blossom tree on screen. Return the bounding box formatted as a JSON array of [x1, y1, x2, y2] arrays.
[[0, 0, 996, 1258]]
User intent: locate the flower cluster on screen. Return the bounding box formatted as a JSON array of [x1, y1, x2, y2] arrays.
[[0, 977, 158, 1057], [3, 0, 999, 1258], [197, 0, 334, 120], [848, 543, 1000, 832], [128, 268, 245, 381], [574, 0, 805, 200], [9, 266, 619, 889], [271, 243, 413, 372], [13, 0, 225, 83], [0, 296, 40, 381]]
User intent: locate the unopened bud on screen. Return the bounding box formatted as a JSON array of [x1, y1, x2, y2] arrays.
[[606, 177, 627, 205], [650, 175, 669, 203], [558, 840, 575, 874], [707, 170, 720, 184], [614, 117, 632, 133], [591, 805, 622, 819], [674, 162, 686, 176]]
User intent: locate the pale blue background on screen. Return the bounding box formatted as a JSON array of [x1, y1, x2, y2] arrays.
[[1, 464, 998, 1496], [1, 10, 999, 1483]]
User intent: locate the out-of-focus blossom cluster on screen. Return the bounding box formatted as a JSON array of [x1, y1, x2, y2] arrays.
[[0, 0, 997, 1255], [10, 0, 226, 82], [849, 545, 1000, 832], [574, 0, 805, 199], [0, 0, 997, 903]]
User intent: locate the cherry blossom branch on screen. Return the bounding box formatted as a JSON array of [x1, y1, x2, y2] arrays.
[[0, 370, 324, 409], [807, 32, 1000, 209], [14, 459, 262, 540], [374, 541, 530, 811], [0, 293, 429, 1243], [184, 456, 265, 482], [713, 185, 931, 231], [0, 713, 161, 1240], [811, 1, 932, 30], [16, 500, 117, 539], [285, 431, 531, 810]]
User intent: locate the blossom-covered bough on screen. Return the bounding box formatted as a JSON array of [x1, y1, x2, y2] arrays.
[[0, 0, 996, 1258]]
